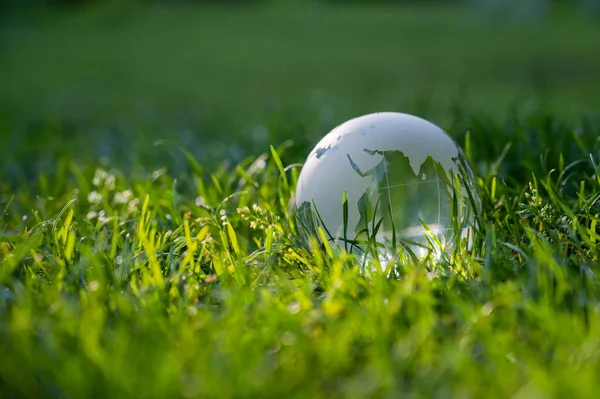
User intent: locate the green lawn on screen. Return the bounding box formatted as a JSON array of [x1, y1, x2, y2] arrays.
[[2, 2, 600, 178], [1, 110, 600, 397], [1, 2, 600, 398], [2, 2, 600, 124]]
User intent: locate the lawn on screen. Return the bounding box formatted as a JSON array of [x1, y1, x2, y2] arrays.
[[1, 2, 600, 398], [1, 2, 600, 168]]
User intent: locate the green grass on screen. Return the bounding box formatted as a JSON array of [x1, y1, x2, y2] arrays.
[[2, 2, 600, 179], [2, 2, 600, 398], [1, 107, 600, 397], [2, 2, 600, 124]]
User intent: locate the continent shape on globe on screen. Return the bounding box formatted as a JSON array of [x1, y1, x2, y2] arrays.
[[295, 112, 478, 254], [349, 149, 456, 240]]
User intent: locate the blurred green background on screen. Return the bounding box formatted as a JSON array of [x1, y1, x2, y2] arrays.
[[1, 0, 600, 178]]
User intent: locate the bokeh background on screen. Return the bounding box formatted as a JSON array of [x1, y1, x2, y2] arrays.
[[1, 0, 599, 179]]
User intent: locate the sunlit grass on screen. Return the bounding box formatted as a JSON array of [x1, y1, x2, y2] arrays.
[[1, 109, 600, 397]]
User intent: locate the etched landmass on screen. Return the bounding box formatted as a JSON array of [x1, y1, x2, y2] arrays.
[[313, 144, 339, 159], [347, 149, 454, 238]]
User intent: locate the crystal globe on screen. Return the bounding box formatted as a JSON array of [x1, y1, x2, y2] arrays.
[[294, 112, 480, 260]]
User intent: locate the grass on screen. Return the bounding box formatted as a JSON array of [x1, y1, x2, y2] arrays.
[[2, 1, 600, 180], [2, 2, 600, 179], [2, 2, 600, 124], [1, 107, 600, 397], [1, 2, 600, 398]]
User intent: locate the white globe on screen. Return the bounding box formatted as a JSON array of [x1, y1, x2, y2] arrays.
[[294, 112, 480, 259]]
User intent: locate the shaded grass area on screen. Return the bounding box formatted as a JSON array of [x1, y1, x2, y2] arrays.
[[1, 110, 600, 397], [3, 3, 600, 121], [1, 3, 600, 177]]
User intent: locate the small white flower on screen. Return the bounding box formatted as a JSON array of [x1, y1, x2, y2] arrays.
[[92, 169, 108, 186], [88, 191, 102, 205], [128, 198, 140, 213], [98, 210, 109, 224], [105, 174, 116, 190], [195, 197, 207, 207], [114, 190, 132, 204], [237, 206, 250, 220]]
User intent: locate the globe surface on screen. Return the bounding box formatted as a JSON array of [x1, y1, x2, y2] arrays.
[[295, 112, 479, 257]]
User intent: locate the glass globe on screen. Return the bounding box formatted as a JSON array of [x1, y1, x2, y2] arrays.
[[294, 112, 480, 261]]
